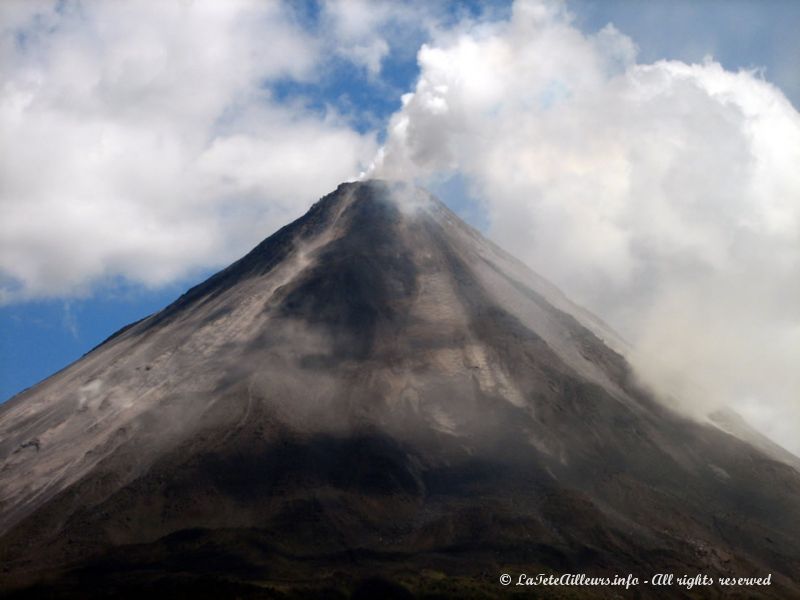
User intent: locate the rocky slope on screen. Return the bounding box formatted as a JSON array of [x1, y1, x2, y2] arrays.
[[1, 180, 799, 598]]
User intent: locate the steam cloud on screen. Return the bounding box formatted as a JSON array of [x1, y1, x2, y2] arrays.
[[370, 1, 800, 452]]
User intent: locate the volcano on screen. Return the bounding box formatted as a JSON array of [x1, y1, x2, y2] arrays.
[[1, 181, 799, 598]]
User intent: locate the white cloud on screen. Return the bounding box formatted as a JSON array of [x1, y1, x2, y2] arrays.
[[321, 0, 394, 76], [0, 0, 377, 301], [372, 0, 800, 452], [320, 0, 452, 77]]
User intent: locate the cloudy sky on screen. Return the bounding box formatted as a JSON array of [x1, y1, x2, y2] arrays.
[[1, 0, 798, 452]]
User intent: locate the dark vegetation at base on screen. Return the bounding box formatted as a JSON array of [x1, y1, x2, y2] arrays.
[[1, 566, 775, 600], [1, 426, 796, 598]]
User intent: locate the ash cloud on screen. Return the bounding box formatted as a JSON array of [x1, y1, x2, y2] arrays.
[[370, 0, 800, 453]]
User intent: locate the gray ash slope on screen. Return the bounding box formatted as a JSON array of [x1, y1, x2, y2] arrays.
[[1, 180, 799, 598]]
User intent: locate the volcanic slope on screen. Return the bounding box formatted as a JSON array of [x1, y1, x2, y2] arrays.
[[1, 180, 799, 598]]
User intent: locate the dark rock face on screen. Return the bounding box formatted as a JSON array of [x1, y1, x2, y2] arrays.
[[1, 180, 799, 598]]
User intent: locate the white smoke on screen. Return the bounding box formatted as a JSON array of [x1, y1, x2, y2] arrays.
[[370, 0, 800, 453]]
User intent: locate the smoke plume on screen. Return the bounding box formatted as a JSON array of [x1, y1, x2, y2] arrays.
[[370, 0, 800, 452]]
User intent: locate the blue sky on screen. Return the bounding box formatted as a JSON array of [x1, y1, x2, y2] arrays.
[[1, 0, 799, 452]]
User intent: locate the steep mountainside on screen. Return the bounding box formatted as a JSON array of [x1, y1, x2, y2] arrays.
[[1, 180, 799, 598]]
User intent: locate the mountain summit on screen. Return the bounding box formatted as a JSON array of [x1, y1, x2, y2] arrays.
[[1, 181, 799, 598]]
